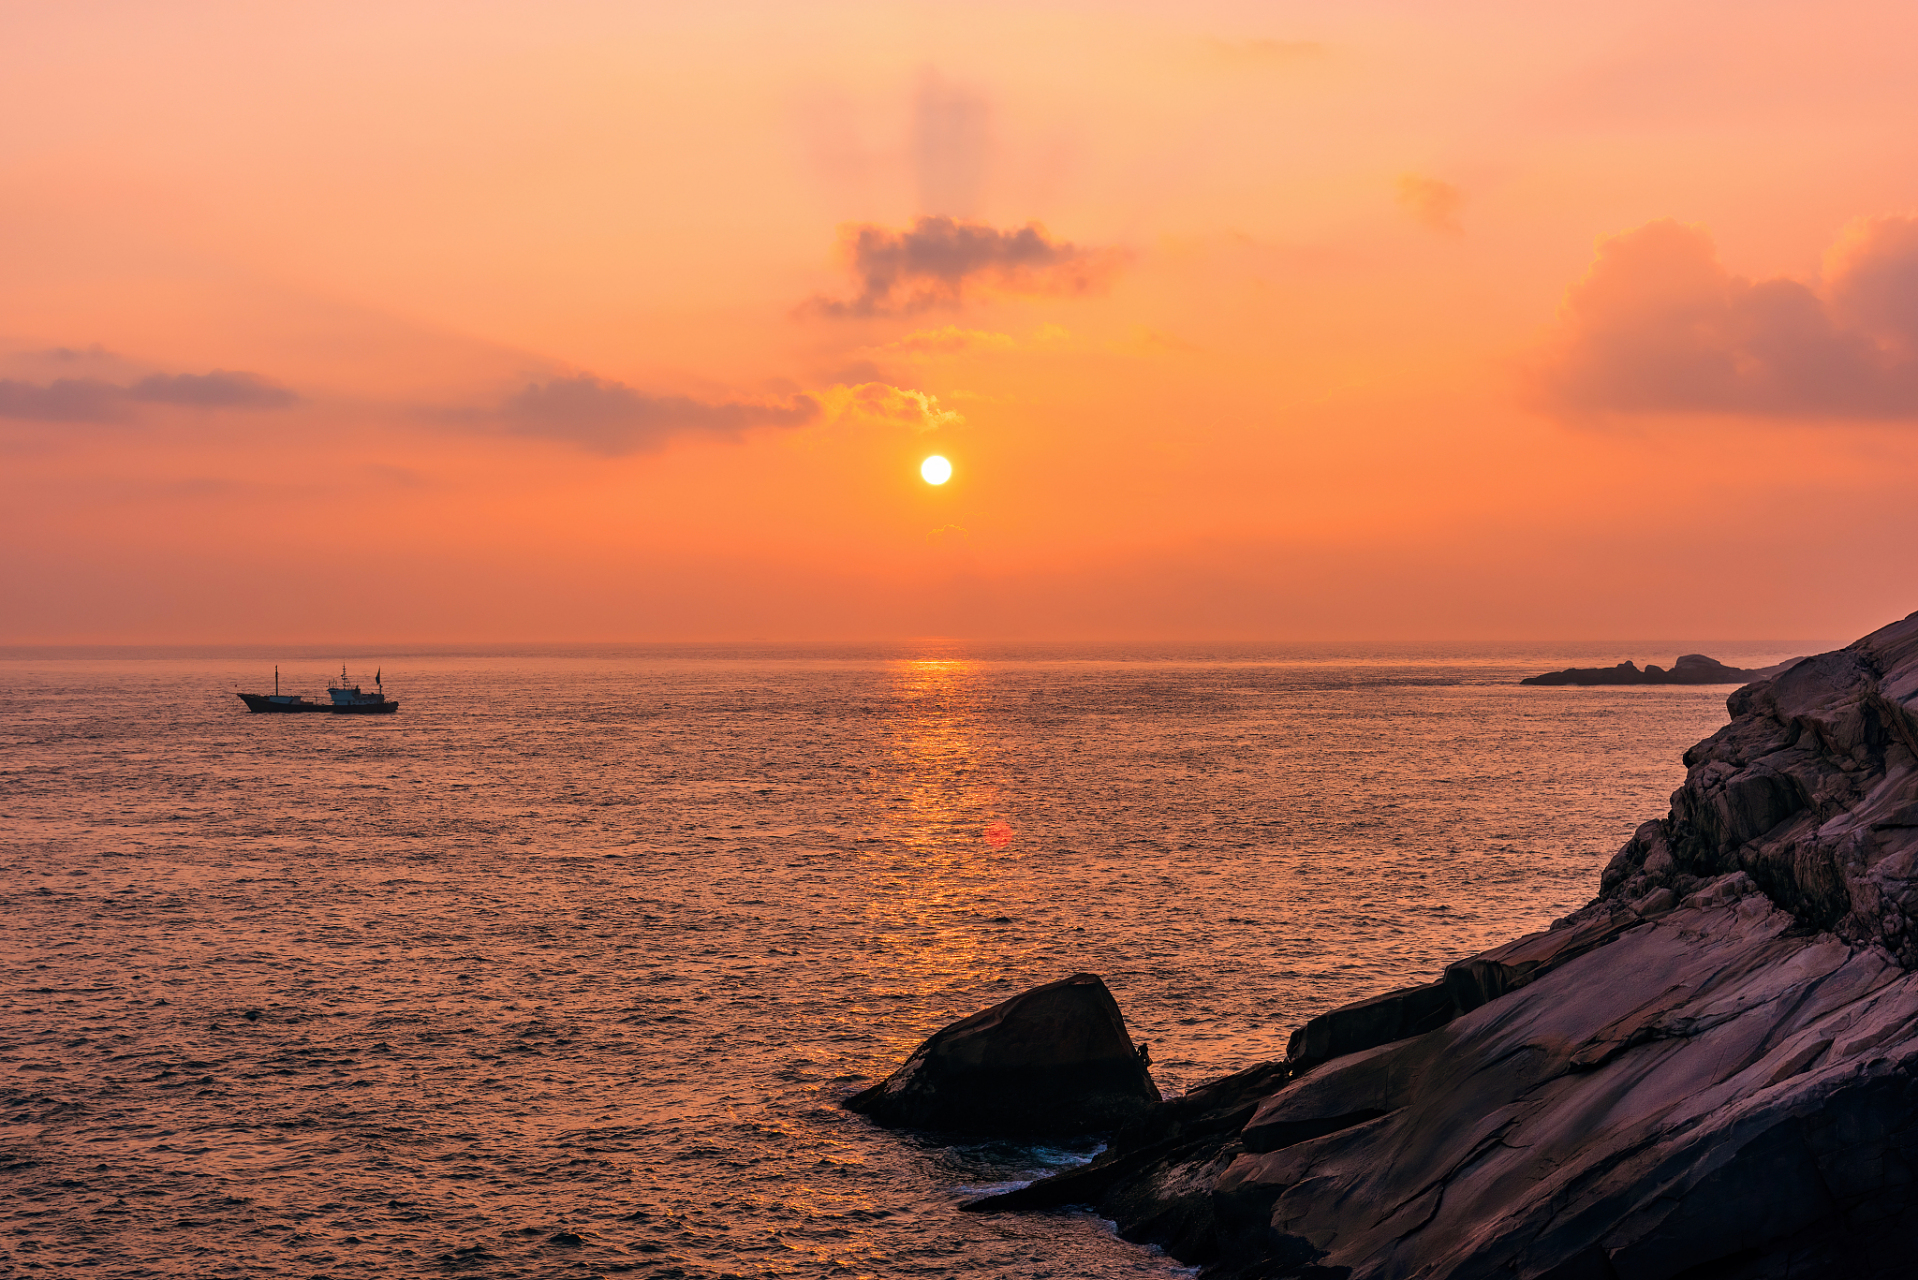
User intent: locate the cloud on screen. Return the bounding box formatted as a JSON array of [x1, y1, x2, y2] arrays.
[[0, 379, 130, 422], [1828, 216, 1918, 352], [1121, 325, 1200, 354], [38, 344, 115, 362], [912, 71, 991, 217], [129, 371, 299, 409], [811, 216, 1122, 316], [0, 369, 297, 423], [871, 326, 1019, 357], [494, 375, 820, 455], [1397, 175, 1463, 233], [1533, 216, 1918, 420], [825, 382, 964, 432]]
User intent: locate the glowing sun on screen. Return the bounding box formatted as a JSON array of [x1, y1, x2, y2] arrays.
[[920, 455, 952, 485]]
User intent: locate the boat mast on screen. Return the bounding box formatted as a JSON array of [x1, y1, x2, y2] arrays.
[[275, 665, 279, 696]]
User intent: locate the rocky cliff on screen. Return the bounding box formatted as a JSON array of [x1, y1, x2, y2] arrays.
[[970, 611, 1918, 1280]]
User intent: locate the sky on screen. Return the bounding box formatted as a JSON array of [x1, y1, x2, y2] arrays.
[[5, 0, 1918, 643]]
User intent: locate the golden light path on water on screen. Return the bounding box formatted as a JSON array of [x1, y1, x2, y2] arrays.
[[861, 660, 1007, 1041]]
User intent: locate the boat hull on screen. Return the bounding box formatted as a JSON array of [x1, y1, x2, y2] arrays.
[[237, 693, 399, 714], [238, 693, 326, 713]]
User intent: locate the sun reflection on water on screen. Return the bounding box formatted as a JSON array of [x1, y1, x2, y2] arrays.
[[882, 658, 999, 852], [853, 656, 1029, 1035]]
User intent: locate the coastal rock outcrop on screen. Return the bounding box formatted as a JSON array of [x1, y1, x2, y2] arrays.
[[1520, 653, 1798, 686], [970, 610, 1918, 1279], [845, 972, 1160, 1136]]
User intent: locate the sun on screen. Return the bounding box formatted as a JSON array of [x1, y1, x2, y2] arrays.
[[920, 455, 953, 485]]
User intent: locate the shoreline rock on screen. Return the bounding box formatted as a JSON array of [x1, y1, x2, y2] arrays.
[[967, 609, 1918, 1279], [1520, 652, 1802, 686], [845, 972, 1160, 1137]]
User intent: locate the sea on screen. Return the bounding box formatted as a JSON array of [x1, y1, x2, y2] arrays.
[[0, 641, 1813, 1279]]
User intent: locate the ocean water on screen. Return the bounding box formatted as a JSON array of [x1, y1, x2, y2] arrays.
[[0, 642, 1808, 1278]]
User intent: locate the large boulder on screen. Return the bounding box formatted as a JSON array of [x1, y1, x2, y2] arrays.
[[845, 973, 1160, 1136]]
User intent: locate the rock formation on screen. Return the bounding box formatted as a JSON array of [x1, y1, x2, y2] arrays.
[[846, 972, 1160, 1136], [969, 611, 1918, 1279], [1521, 653, 1800, 686]]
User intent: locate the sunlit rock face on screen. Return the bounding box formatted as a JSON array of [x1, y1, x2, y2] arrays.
[[972, 611, 1918, 1279], [845, 973, 1160, 1137], [1608, 618, 1918, 959]]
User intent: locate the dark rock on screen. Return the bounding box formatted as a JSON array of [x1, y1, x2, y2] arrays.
[[1242, 1040, 1401, 1153], [1520, 653, 1802, 686], [845, 972, 1159, 1136], [968, 610, 1918, 1279], [1279, 914, 1656, 1073], [1284, 979, 1455, 1066], [1440, 903, 1644, 1013]]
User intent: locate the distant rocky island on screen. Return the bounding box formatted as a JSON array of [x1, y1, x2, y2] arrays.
[[850, 610, 1918, 1279], [1521, 651, 1802, 685]]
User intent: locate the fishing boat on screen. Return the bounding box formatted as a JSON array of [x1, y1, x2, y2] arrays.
[[323, 665, 399, 714], [237, 665, 399, 714]]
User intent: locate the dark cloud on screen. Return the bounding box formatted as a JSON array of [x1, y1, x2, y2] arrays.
[[0, 379, 132, 422], [1535, 217, 1918, 420], [497, 375, 820, 455], [812, 216, 1122, 316], [0, 369, 298, 423], [130, 371, 298, 409]]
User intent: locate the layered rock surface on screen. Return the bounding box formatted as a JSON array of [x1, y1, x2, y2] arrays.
[[971, 611, 1918, 1279], [846, 972, 1159, 1136]]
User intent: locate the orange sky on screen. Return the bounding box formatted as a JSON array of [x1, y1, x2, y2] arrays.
[[5, 0, 1918, 643]]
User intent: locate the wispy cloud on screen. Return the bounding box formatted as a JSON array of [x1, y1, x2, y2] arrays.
[[0, 379, 128, 422], [869, 326, 1020, 357], [824, 382, 964, 432], [809, 216, 1123, 316], [912, 71, 991, 218], [1397, 175, 1463, 234], [37, 344, 116, 363], [1533, 217, 1918, 421], [130, 372, 299, 409], [486, 374, 820, 455], [0, 370, 297, 423]]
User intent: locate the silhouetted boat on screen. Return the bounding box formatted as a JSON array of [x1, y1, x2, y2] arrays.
[[237, 665, 399, 714]]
